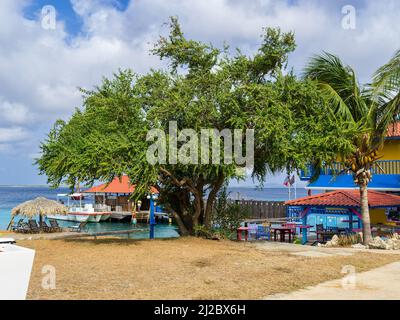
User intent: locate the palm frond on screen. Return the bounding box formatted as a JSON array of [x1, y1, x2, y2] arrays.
[[373, 49, 400, 100], [303, 52, 367, 123]]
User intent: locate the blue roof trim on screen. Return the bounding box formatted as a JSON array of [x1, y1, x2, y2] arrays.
[[307, 174, 400, 191], [386, 137, 400, 140]]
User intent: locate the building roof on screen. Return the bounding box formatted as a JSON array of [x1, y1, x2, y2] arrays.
[[387, 121, 400, 138], [285, 189, 400, 208], [84, 176, 158, 194]]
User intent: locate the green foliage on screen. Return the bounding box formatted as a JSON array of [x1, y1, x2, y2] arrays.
[[193, 224, 214, 239], [36, 17, 356, 235], [304, 51, 400, 244], [293, 237, 302, 245], [212, 186, 249, 232], [337, 234, 362, 247]]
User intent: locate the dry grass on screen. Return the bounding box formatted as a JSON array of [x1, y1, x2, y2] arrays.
[[20, 237, 400, 300]]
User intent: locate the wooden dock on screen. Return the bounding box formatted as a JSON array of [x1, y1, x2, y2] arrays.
[[57, 228, 148, 240]]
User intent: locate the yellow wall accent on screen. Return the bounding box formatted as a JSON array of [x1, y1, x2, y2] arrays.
[[370, 208, 397, 226], [380, 140, 400, 160]]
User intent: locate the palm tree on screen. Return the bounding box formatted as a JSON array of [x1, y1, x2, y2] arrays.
[[304, 52, 399, 245]]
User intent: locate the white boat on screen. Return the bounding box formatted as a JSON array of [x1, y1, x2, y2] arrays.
[[99, 213, 111, 221], [46, 213, 90, 223], [47, 201, 110, 223]]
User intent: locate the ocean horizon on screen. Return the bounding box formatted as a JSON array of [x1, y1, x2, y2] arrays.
[[0, 185, 311, 230]]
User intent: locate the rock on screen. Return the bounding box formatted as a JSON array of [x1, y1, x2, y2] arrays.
[[392, 233, 400, 240], [368, 236, 390, 250], [211, 234, 221, 241], [352, 243, 367, 249], [325, 235, 340, 247], [331, 235, 339, 246], [386, 239, 395, 250]]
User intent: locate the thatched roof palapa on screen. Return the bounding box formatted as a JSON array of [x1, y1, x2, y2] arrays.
[[11, 197, 68, 218]]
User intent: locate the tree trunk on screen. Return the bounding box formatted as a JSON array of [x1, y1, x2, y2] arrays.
[[173, 212, 190, 236], [192, 191, 203, 229], [204, 174, 225, 228], [360, 184, 373, 245]]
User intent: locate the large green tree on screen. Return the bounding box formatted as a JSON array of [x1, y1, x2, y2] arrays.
[[37, 18, 355, 235], [304, 52, 400, 245]]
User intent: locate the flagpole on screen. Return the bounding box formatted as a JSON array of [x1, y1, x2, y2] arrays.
[[294, 175, 297, 199]]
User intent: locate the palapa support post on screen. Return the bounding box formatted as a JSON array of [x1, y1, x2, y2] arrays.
[[6, 217, 14, 231], [38, 206, 43, 231]]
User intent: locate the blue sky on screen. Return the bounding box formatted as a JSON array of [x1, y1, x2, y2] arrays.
[[23, 0, 131, 36], [0, 0, 399, 186]]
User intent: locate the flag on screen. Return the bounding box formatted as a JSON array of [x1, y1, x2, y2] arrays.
[[289, 175, 295, 186], [283, 175, 290, 186], [284, 175, 295, 187]]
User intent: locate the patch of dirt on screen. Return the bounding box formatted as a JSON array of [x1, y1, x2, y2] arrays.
[[20, 237, 400, 300]]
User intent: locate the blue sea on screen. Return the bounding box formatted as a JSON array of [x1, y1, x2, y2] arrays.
[[0, 185, 309, 234]]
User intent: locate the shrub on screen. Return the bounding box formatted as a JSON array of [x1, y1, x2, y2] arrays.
[[337, 233, 362, 247], [212, 186, 250, 233]]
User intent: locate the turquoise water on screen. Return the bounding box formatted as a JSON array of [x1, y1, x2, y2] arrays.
[[0, 186, 179, 239], [0, 185, 312, 237]]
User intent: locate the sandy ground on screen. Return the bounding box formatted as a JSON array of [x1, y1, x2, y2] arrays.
[[266, 261, 400, 300], [17, 237, 400, 300]]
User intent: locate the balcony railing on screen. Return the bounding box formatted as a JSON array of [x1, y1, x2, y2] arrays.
[[300, 160, 400, 181]]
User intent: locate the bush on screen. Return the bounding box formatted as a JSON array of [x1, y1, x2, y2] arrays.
[[194, 186, 250, 240], [211, 186, 250, 239], [193, 225, 214, 239], [337, 234, 362, 247]]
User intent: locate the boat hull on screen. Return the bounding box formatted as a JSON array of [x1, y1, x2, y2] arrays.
[[86, 214, 102, 223], [110, 212, 132, 222], [46, 214, 90, 223], [99, 213, 111, 221]]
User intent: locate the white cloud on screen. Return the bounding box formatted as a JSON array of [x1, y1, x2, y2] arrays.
[[0, 0, 399, 184], [0, 98, 31, 124], [0, 127, 29, 143]]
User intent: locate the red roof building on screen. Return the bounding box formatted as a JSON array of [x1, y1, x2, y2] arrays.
[[387, 121, 400, 138], [84, 176, 158, 194], [286, 190, 400, 208]]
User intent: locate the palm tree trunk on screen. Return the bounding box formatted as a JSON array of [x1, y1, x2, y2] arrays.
[[359, 184, 373, 245]]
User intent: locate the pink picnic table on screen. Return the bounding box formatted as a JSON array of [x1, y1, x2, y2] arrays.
[[237, 227, 249, 241]]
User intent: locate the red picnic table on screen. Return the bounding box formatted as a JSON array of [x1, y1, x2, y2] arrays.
[[274, 224, 313, 244], [237, 226, 249, 241], [271, 226, 295, 243]]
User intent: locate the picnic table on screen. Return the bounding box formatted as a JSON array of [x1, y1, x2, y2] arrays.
[[236, 226, 249, 241], [281, 224, 313, 244], [271, 226, 295, 243]]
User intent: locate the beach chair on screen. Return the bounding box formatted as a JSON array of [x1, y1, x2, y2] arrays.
[[69, 222, 88, 233], [14, 222, 31, 233], [316, 224, 335, 242], [28, 220, 41, 233], [11, 219, 24, 232], [40, 221, 53, 233], [49, 219, 63, 232]]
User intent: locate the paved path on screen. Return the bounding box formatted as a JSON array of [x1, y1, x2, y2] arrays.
[[265, 261, 400, 300], [255, 241, 400, 255]]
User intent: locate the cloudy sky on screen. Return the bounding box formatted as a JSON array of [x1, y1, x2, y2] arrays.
[[0, 0, 399, 186]]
